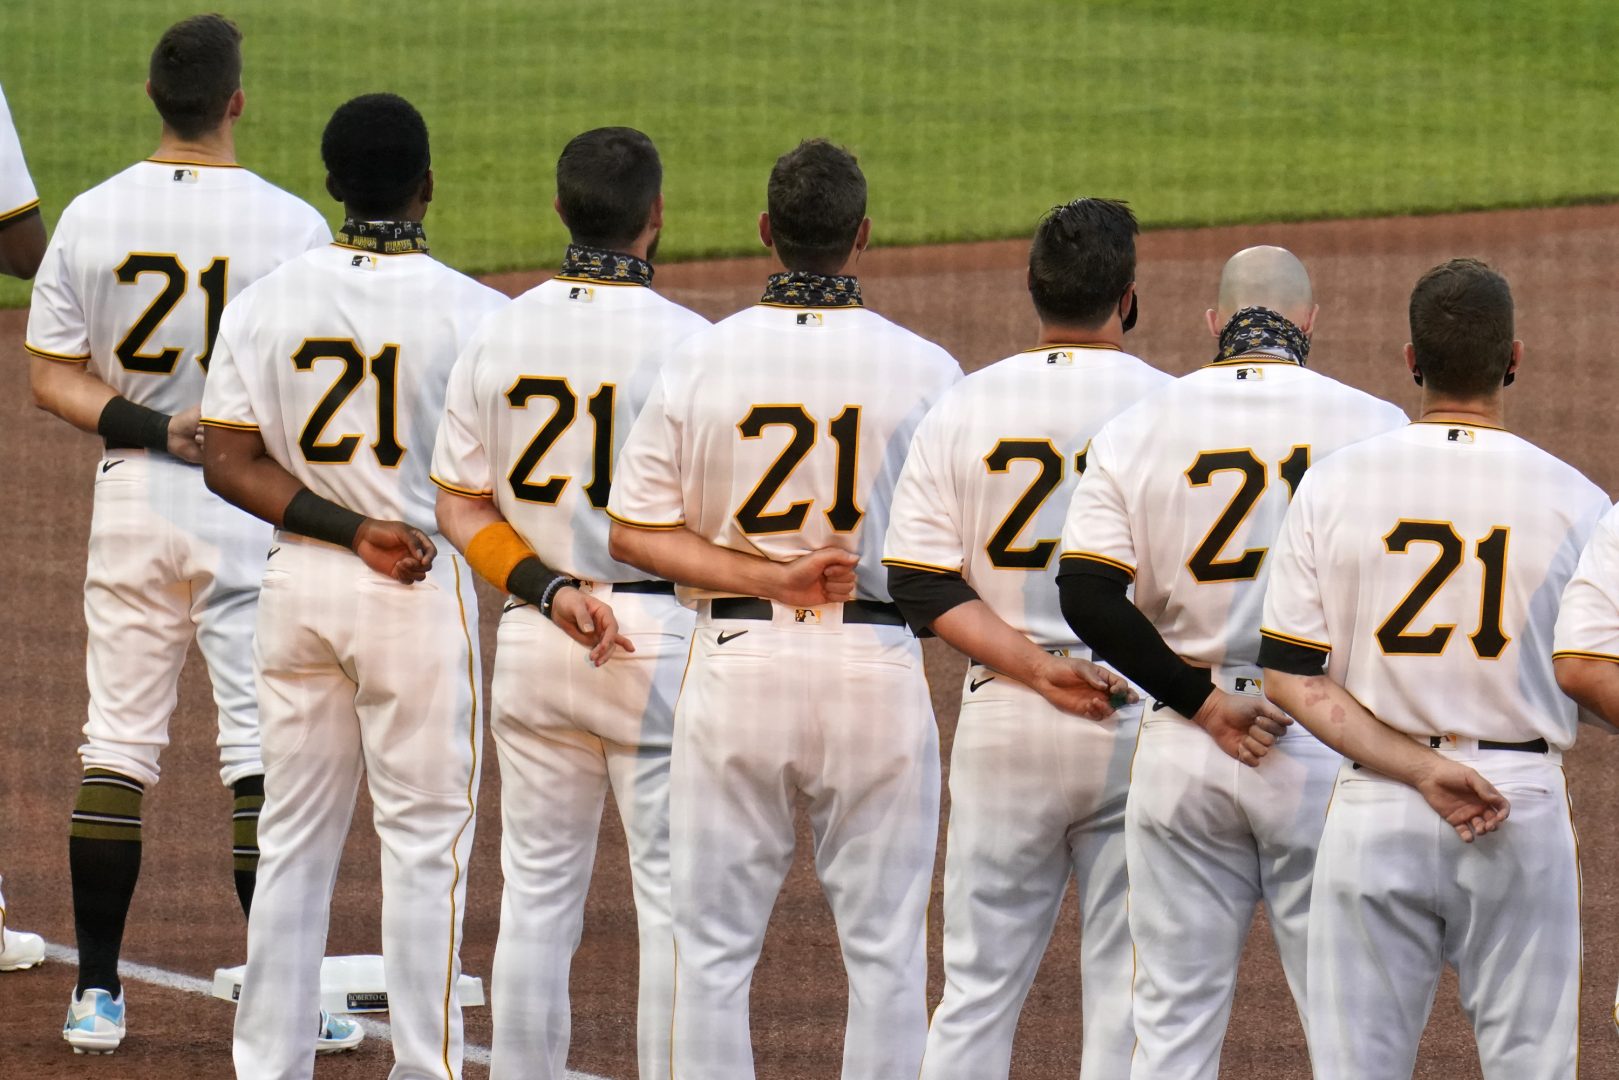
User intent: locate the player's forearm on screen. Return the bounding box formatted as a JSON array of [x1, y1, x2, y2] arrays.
[[1554, 657, 1619, 729], [435, 488, 506, 554], [930, 600, 1057, 688], [201, 426, 308, 528], [0, 211, 46, 279], [608, 522, 785, 598], [1058, 569, 1213, 717], [1263, 670, 1435, 786], [28, 355, 119, 434]]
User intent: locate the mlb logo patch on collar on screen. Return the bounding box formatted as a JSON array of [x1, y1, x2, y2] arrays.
[[349, 254, 378, 270], [1045, 350, 1075, 366], [567, 285, 595, 302], [1447, 427, 1476, 444], [1234, 366, 1264, 381], [795, 312, 824, 327], [171, 168, 199, 184]]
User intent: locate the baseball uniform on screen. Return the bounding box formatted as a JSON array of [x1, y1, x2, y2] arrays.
[[1059, 354, 1405, 1078], [201, 224, 507, 1080], [609, 271, 962, 1079], [882, 343, 1169, 1079], [430, 247, 707, 1080], [24, 156, 327, 1023], [0, 85, 38, 230], [1262, 420, 1606, 1079]]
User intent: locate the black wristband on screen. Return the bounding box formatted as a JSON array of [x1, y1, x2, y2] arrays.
[[281, 488, 364, 550], [507, 556, 568, 609], [97, 396, 172, 452]]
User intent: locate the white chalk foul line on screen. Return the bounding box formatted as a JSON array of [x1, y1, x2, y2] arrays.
[[42, 943, 614, 1079]]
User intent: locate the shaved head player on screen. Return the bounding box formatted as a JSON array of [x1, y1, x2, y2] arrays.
[[883, 198, 1153, 1079], [1264, 259, 1606, 1079], [608, 139, 962, 1079], [1057, 246, 1405, 1078], [23, 15, 335, 1054]]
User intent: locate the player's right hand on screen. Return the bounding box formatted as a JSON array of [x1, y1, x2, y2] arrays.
[[1032, 656, 1136, 720], [773, 548, 861, 608], [1191, 688, 1292, 766], [353, 519, 436, 584], [167, 405, 204, 464], [1414, 760, 1510, 843], [550, 588, 636, 666]]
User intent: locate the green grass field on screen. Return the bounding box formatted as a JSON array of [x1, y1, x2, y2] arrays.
[[3, 0, 1615, 306]]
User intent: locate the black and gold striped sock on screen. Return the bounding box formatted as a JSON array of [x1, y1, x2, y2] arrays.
[[231, 775, 264, 918], [69, 768, 144, 996]]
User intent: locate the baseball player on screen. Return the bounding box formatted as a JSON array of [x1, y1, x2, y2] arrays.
[[1057, 246, 1406, 1078], [882, 198, 1156, 1079], [608, 139, 962, 1079], [1262, 258, 1605, 1079], [0, 79, 46, 976], [200, 93, 506, 1080], [431, 126, 707, 1080], [22, 16, 342, 1054]]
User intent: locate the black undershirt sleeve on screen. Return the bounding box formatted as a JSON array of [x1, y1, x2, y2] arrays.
[[1257, 633, 1330, 676], [887, 564, 978, 635], [1056, 556, 1215, 718]]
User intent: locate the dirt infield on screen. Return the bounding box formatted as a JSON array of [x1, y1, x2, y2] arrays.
[[3, 203, 1617, 1078]]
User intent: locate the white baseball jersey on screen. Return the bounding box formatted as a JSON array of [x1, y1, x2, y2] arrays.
[[1062, 357, 1407, 673], [202, 243, 508, 537], [1553, 502, 1619, 667], [0, 85, 38, 225], [431, 275, 708, 580], [609, 304, 963, 598], [26, 159, 329, 412], [1261, 421, 1606, 749], [884, 343, 1170, 648]]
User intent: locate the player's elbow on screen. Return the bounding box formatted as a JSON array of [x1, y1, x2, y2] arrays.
[[607, 522, 638, 566], [1555, 656, 1615, 719], [1261, 668, 1306, 714]]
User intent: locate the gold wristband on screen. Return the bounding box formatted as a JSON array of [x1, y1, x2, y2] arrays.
[[464, 522, 536, 592]]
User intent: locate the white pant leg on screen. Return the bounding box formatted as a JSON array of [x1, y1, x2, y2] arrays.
[[1245, 731, 1339, 1037], [1125, 714, 1262, 1080], [233, 546, 366, 1080], [669, 623, 800, 1080], [922, 674, 1137, 1080], [181, 473, 272, 786], [352, 553, 483, 1080], [805, 624, 939, 1080], [1446, 757, 1579, 1080], [80, 454, 194, 788]]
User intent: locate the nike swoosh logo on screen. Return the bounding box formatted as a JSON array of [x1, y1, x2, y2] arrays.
[[100, 459, 124, 473], [267, 547, 281, 559], [716, 630, 750, 646], [969, 676, 995, 693]]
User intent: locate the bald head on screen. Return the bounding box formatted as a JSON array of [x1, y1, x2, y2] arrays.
[[1214, 245, 1315, 327]]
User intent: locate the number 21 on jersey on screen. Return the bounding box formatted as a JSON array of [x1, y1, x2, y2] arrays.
[[735, 405, 862, 535]]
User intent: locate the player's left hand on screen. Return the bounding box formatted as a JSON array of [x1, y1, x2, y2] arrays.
[[1031, 656, 1136, 720], [550, 588, 636, 666], [353, 519, 436, 584], [1414, 759, 1510, 842]]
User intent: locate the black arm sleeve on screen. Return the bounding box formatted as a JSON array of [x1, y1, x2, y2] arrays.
[[1056, 556, 1215, 718], [887, 564, 978, 634], [1257, 632, 1330, 676]]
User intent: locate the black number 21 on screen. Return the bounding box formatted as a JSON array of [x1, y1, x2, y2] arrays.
[[292, 340, 405, 467]]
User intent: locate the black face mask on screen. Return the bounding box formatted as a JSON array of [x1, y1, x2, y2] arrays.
[[1121, 293, 1138, 333]]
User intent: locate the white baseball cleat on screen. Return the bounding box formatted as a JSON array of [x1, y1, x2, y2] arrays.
[[0, 927, 45, 971], [63, 987, 126, 1054], [315, 1009, 364, 1053]]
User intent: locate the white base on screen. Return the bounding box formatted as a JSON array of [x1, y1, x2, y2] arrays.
[[212, 954, 485, 1014]]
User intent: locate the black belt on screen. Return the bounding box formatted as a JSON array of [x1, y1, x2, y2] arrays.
[[1352, 736, 1548, 771], [710, 596, 905, 626], [607, 580, 675, 595], [103, 439, 142, 451]]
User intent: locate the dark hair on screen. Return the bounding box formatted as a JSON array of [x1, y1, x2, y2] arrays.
[[148, 14, 242, 140], [1027, 199, 1138, 328], [321, 94, 431, 220], [1408, 258, 1515, 396], [766, 140, 867, 274], [556, 127, 662, 250]]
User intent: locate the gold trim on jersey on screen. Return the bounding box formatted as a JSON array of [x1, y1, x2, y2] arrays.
[[198, 417, 260, 431], [1409, 418, 1507, 432], [552, 274, 644, 288], [1059, 550, 1136, 578], [756, 301, 863, 310], [144, 157, 243, 169], [442, 557, 480, 1080], [1205, 354, 1302, 369], [1018, 342, 1121, 354], [1260, 627, 1331, 653], [430, 474, 494, 498], [24, 342, 91, 363], [604, 507, 685, 530], [880, 556, 962, 575], [1552, 648, 1619, 664], [0, 198, 40, 226]]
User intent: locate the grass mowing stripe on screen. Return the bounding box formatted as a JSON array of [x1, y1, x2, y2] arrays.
[[3, 0, 1616, 307]]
